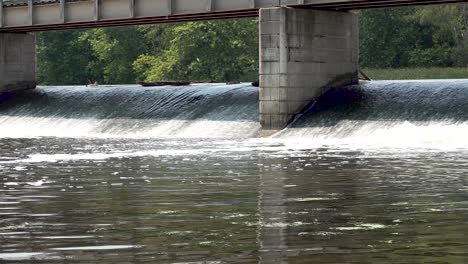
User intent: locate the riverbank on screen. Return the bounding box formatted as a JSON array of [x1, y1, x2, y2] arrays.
[[363, 67, 468, 80]]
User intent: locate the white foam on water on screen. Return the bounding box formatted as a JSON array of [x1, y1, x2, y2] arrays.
[[2, 144, 291, 163], [40, 236, 96, 239], [0, 252, 50, 261], [2, 81, 468, 150], [0, 117, 259, 139], [278, 121, 468, 150], [51, 245, 142, 251], [275, 80, 468, 150], [332, 223, 388, 231]]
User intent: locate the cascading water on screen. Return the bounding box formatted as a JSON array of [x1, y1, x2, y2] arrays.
[[2, 80, 468, 263], [0, 83, 260, 138], [1, 80, 468, 148], [280, 79, 468, 148]]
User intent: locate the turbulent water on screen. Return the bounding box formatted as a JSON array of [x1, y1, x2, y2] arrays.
[[281, 80, 468, 148], [0, 83, 259, 138], [1, 80, 468, 263]]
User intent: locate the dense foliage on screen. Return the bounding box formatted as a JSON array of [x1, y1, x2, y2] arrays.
[[360, 5, 468, 68], [133, 21, 258, 82], [37, 19, 258, 85], [37, 4, 468, 85]]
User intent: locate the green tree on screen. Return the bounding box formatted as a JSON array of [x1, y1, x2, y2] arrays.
[[360, 4, 468, 68], [359, 8, 422, 68], [37, 30, 97, 85], [413, 4, 468, 66], [133, 19, 258, 82], [81, 27, 148, 84], [36, 4, 468, 85]]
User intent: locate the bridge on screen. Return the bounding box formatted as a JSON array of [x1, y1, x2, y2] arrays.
[[1, 0, 466, 130], [0, 0, 463, 32]]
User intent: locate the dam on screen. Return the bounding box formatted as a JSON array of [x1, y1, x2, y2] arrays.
[[2, 1, 468, 261], [2, 80, 468, 262], [1, 0, 467, 129], [2, 80, 468, 144]]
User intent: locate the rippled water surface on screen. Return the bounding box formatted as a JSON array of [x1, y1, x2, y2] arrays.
[[2, 138, 468, 263], [2, 81, 468, 263]]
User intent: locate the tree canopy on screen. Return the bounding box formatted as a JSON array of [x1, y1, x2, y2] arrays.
[[359, 5, 468, 68], [37, 4, 468, 85], [37, 19, 258, 85]]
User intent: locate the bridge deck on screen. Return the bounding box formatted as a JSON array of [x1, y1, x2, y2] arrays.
[[0, 0, 465, 32]]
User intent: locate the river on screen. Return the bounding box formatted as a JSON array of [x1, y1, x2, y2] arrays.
[[1, 81, 468, 263]]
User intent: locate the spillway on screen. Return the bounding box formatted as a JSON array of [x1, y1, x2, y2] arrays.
[[0, 83, 260, 138], [2, 80, 468, 263], [280, 80, 468, 148], [1, 80, 468, 148]]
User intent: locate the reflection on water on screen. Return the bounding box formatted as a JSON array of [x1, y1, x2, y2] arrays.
[[2, 80, 468, 262], [1, 138, 468, 263]]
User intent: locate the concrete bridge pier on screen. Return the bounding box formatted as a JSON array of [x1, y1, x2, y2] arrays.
[[0, 33, 36, 94], [259, 7, 359, 130]]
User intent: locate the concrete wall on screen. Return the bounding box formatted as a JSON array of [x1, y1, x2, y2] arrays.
[[259, 7, 358, 130], [0, 33, 36, 93]]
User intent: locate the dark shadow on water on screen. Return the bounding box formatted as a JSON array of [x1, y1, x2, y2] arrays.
[[291, 79, 468, 128]]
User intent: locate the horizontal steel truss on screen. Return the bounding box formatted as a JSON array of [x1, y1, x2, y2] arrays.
[[0, 0, 466, 32]]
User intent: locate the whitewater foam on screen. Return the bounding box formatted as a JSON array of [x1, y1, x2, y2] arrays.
[[279, 80, 468, 149], [0, 83, 259, 139], [2, 80, 468, 149]]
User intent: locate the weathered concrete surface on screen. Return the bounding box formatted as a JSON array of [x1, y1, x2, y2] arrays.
[[259, 7, 358, 130], [0, 33, 36, 93]]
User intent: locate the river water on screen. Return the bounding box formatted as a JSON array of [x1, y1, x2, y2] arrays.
[[1, 81, 468, 263]]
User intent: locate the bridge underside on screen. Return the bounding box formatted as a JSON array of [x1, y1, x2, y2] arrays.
[[0, 0, 466, 32]]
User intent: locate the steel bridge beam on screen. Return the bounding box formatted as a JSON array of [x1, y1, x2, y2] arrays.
[[0, 0, 466, 32]]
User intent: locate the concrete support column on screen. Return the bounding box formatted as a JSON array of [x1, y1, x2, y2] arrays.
[[259, 7, 359, 130], [0, 33, 36, 93]]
